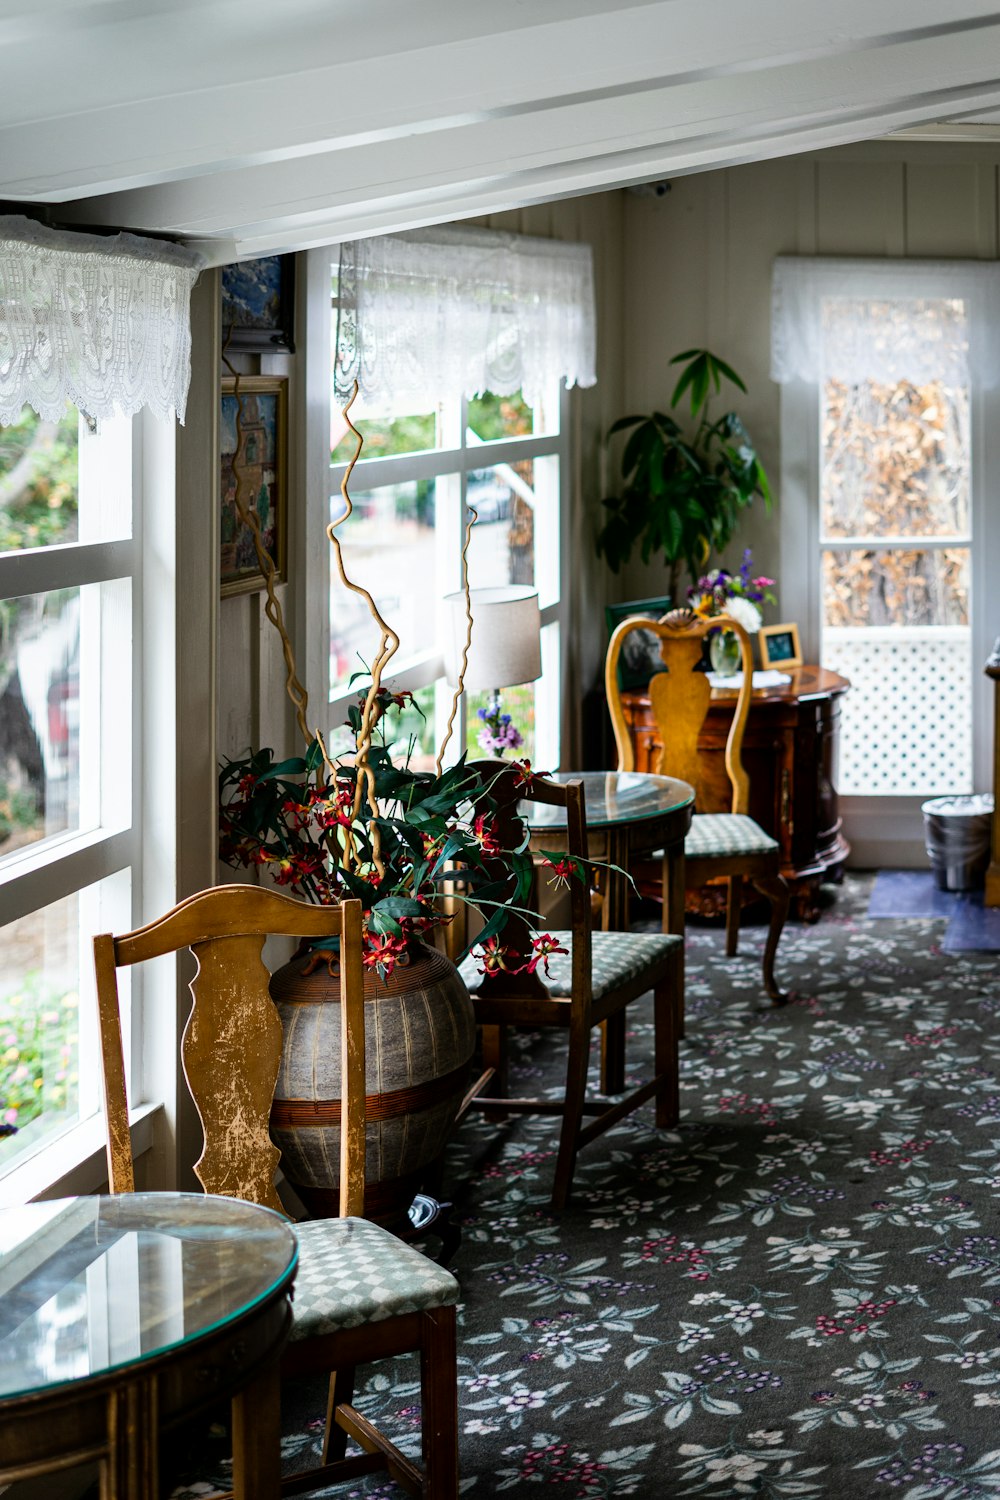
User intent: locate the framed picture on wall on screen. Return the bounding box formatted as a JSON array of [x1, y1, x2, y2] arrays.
[[759, 621, 803, 670], [220, 254, 296, 353], [220, 376, 288, 597], [605, 595, 672, 690]]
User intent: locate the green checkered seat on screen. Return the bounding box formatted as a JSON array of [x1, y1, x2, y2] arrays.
[[459, 928, 682, 1000], [290, 1218, 460, 1341], [681, 812, 778, 860]]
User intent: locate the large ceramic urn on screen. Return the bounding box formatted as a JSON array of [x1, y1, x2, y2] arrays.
[[269, 942, 475, 1229]]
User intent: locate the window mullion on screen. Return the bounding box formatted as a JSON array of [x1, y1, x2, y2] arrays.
[[0, 539, 135, 600]]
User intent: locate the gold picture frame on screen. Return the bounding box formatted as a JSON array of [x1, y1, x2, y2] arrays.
[[220, 376, 288, 598], [759, 621, 803, 670]]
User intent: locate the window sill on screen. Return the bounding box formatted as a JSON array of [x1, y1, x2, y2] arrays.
[[0, 1100, 161, 1208]]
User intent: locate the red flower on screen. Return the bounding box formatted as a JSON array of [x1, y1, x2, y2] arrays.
[[281, 797, 312, 830], [542, 856, 578, 890], [475, 936, 524, 977], [473, 813, 503, 855], [237, 772, 257, 797], [363, 933, 409, 975], [525, 932, 569, 977]]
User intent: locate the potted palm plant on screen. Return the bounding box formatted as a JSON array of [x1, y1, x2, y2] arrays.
[[596, 348, 772, 603]]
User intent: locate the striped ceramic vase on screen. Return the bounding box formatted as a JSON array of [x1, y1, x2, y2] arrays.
[[269, 942, 475, 1229]]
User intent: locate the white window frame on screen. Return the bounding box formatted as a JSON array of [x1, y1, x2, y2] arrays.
[[301, 249, 571, 771], [780, 364, 999, 867]]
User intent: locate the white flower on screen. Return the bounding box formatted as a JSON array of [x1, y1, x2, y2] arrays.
[[747, 1430, 785, 1447], [785, 1244, 839, 1264], [705, 1455, 767, 1482], [722, 596, 762, 634], [821, 1227, 851, 1238], [974, 1392, 1000, 1406]]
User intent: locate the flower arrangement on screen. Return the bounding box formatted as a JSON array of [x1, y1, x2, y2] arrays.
[[220, 688, 573, 980], [689, 549, 777, 635], [477, 691, 524, 757]]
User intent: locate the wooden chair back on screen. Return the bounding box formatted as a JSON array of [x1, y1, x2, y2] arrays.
[[94, 886, 365, 1217], [468, 761, 591, 1000], [605, 607, 754, 814]]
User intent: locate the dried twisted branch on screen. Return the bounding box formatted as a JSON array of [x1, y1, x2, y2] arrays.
[[435, 501, 477, 774], [325, 381, 400, 879]]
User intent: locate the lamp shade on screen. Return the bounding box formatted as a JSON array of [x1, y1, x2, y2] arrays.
[[443, 585, 542, 692]]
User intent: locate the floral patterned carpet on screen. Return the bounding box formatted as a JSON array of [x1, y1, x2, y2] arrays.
[[171, 873, 1000, 1500]]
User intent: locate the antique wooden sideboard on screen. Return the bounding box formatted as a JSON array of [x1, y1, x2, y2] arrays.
[[599, 665, 851, 921]]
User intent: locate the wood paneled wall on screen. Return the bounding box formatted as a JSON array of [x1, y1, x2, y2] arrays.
[[620, 139, 1000, 602]]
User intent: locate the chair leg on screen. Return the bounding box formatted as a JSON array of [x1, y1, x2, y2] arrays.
[[551, 1013, 592, 1211], [653, 948, 681, 1128], [751, 872, 791, 1004], [481, 1024, 509, 1119], [421, 1305, 459, 1499], [321, 1366, 355, 1463], [600, 1012, 626, 1095], [725, 875, 741, 956]]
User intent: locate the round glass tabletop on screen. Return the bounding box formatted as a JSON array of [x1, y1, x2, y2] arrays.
[[0, 1192, 297, 1401], [521, 771, 694, 830]]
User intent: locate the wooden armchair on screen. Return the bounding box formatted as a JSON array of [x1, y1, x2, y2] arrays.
[[458, 765, 683, 1209], [94, 884, 459, 1499], [606, 609, 789, 1003]]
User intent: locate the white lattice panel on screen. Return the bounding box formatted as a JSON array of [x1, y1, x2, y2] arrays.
[[822, 627, 972, 796]]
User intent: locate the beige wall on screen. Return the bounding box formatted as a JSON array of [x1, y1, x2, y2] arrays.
[[619, 139, 1000, 603]]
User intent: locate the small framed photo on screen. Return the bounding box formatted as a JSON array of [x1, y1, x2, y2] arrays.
[[220, 376, 288, 597], [759, 621, 803, 669], [221, 254, 296, 353], [605, 595, 672, 691]]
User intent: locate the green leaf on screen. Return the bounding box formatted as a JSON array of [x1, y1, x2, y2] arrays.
[[372, 895, 424, 919]]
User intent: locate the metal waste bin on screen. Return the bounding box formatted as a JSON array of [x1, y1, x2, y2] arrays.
[[921, 794, 995, 891]]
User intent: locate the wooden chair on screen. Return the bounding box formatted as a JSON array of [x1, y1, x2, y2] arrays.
[[94, 884, 459, 1500], [458, 766, 683, 1210], [606, 608, 789, 1003]]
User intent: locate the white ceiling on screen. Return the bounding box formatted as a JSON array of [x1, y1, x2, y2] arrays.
[[4, 0, 1000, 262]]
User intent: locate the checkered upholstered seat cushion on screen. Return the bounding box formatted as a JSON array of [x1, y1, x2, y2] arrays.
[[682, 813, 778, 860], [459, 929, 681, 1000], [289, 1216, 460, 1341]]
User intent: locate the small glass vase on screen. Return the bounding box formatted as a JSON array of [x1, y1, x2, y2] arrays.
[[709, 627, 741, 677]]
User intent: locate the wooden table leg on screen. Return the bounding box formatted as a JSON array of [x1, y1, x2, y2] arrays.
[[102, 1376, 160, 1500], [232, 1362, 282, 1500], [600, 829, 630, 1093], [662, 838, 686, 1037]]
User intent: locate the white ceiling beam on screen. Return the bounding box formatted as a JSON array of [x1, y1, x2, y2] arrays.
[[3, 0, 1000, 202], [45, 20, 1000, 259]]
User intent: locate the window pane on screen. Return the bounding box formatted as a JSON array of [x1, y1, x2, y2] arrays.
[[378, 682, 440, 773], [330, 480, 444, 692], [0, 873, 129, 1169], [821, 547, 969, 628], [0, 406, 79, 553], [466, 682, 536, 763], [821, 378, 970, 540], [467, 389, 554, 442], [0, 580, 131, 866], [468, 462, 535, 589], [331, 395, 440, 464], [0, 407, 131, 553]]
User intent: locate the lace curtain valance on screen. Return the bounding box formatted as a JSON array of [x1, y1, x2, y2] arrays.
[[0, 216, 204, 425], [771, 256, 1000, 389], [334, 226, 597, 409]]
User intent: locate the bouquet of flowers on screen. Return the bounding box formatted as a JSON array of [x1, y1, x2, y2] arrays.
[[220, 687, 567, 980], [689, 548, 777, 634], [476, 692, 524, 757]]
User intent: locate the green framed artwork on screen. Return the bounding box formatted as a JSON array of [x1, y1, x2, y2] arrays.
[[604, 595, 672, 691], [220, 376, 288, 597]]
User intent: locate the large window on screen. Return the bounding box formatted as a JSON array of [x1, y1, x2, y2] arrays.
[[0, 405, 138, 1180], [328, 355, 568, 770], [819, 298, 973, 795]]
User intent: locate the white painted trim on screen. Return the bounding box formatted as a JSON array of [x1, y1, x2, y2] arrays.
[[0, 539, 135, 599], [0, 1102, 160, 1209]]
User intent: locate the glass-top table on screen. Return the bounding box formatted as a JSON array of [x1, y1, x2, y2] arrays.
[[0, 1192, 298, 1498], [521, 771, 694, 832]]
